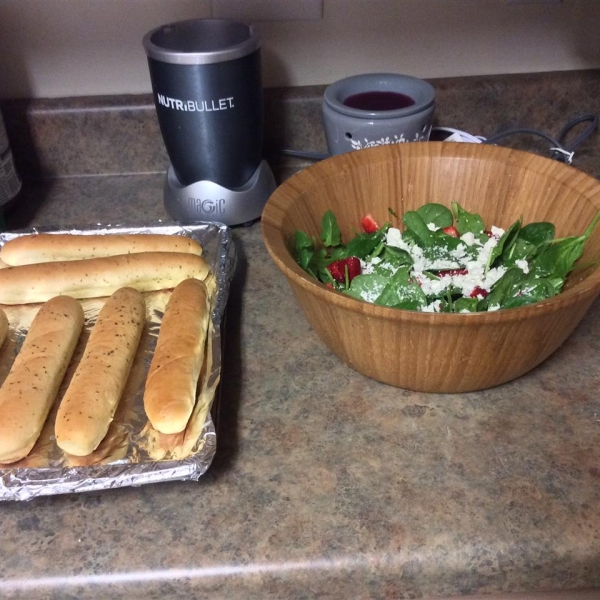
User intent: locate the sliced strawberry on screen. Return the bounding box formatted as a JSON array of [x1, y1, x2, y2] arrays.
[[437, 268, 468, 277], [470, 286, 488, 298], [345, 256, 361, 281], [326, 260, 346, 283], [442, 226, 460, 238], [326, 257, 362, 284], [361, 214, 380, 234]]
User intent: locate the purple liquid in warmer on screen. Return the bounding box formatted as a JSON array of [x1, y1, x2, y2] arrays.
[[342, 91, 416, 111]]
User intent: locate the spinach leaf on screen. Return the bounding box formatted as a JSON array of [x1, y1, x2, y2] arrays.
[[483, 267, 525, 308], [486, 219, 522, 270], [403, 211, 434, 246], [375, 266, 427, 309], [295, 230, 312, 251], [501, 278, 556, 309], [373, 253, 413, 277], [321, 210, 341, 247], [453, 297, 480, 313], [294, 230, 315, 271], [451, 201, 485, 236], [530, 208, 600, 279], [329, 245, 349, 261], [416, 203, 453, 229], [518, 222, 555, 246], [344, 273, 389, 303], [401, 229, 420, 247], [499, 237, 536, 268], [531, 236, 588, 280], [343, 229, 386, 259], [390, 298, 429, 311], [531, 210, 600, 280], [382, 245, 413, 264], [422, 231, 477, 266], [313, 248, 335, 283]]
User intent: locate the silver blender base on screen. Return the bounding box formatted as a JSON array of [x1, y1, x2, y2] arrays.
[[164, 160, 276, 226]]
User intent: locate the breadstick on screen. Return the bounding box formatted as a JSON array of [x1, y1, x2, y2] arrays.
[[0, 296, 84, 463], [0, 308, 7, 348], [55, 287, 145, 456], [144, 278, 210, 434], [0, 252, 211, 305], [1, 233, 202, 266]]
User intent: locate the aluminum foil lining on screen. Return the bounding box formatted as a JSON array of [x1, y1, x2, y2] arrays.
[[0, 222, 236, 501]]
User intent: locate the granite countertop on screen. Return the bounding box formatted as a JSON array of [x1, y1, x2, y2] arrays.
[[1, 70, 600, 599], [0, 171, 599, 600]]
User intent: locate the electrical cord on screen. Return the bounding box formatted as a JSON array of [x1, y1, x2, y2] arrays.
[[483, 114, 597, 164], [276, 114, 598, 165], [278, 149, 330, 161]]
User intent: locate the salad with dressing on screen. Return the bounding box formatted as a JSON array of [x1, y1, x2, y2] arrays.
[[294, 202, 600, 313]]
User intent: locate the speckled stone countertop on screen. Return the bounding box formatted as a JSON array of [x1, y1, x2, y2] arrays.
[[1, 71, 600, 599]]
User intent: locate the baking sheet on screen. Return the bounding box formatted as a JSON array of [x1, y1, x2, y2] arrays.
[[0, 222, 236, 501]]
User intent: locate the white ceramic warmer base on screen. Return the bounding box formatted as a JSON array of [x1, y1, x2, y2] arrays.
[[164, 160, 276, 226]]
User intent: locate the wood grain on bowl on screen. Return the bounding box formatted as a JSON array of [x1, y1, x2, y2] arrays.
[[262, 142, 600, 392]]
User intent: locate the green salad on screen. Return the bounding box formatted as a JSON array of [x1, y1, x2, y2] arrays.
[[294, 202, 600, 313]]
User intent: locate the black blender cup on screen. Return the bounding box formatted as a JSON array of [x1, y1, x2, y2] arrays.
[[143, 19, 275, 225]]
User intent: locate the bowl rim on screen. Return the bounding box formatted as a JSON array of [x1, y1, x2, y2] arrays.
[[262, 142, 600, 325]]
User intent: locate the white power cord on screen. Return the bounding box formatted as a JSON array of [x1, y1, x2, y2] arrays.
[[431, 127, 485, 144]]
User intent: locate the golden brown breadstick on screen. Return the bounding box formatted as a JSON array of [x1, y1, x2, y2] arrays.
[[0, 296, 84, 463], [0, 252, 211, 305], [55, 287, 146, 456], [0, 233, 202, 266], [0, 308, 7, 348], [144, 278, 210, 434]]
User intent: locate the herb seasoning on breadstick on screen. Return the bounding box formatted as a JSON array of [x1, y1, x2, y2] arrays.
[[0, 296, 84, 464], [0, 251, 211, 305], [144, 278, 210, 434], [1, 233, 202, 266], [55, 287, 146, 456]]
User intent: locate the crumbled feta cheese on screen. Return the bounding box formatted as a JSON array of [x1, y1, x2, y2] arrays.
[[386, 228, 411, 252], [451, 243, 468, 260], [427, 259, 462, 270], [484, 266, 507, 290], [474, 236, 498, 270], [360, 256, 382, 275], [380, 220, 508, 313], [460, 232, 476, 246], [422, 300, 442, 313], [410, 244, 426, 272], [427, 222, 439, 231], [417, 274, 452, 296], [515, 259, 529, 273], [487, 304, 501, 312]]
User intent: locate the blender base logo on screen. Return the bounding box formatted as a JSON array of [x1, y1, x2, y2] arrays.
[[186, 197, 226, 215], [157, 94, 234, 112]]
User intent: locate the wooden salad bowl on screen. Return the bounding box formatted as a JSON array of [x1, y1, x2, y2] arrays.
[[262, 142, 600, 392]]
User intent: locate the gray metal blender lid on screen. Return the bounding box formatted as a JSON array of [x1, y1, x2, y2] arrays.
[[143, 19, 260, 65], [324, 73, 435, 120]]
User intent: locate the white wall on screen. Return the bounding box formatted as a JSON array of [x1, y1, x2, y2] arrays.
[[1, 0, 599, 99]]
